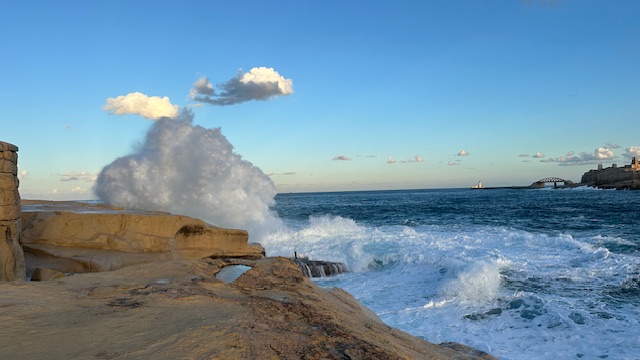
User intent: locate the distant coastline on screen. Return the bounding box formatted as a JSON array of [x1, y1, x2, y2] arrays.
[[471, 156, 640, 191]]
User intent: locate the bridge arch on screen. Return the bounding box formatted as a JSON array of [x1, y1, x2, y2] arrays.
[[537, 177, 565, 183], [532, 177, 567, 188]]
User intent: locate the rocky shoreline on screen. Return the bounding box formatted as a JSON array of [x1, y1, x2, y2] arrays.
[[0, 257, 496, 359], [0, 199, 495, 359], [1, 139, 495, 359]]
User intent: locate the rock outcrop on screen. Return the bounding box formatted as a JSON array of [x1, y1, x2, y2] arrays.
[[0, 257, 496, 359], [21, 200, 264, 277], [291, 257, 350, 277], [0, 141, 25, 282]]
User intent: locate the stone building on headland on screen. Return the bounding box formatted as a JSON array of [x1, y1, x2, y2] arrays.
[[580, 156, 640, 190]]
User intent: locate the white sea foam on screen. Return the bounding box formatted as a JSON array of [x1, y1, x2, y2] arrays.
[[262, 214, 374, 271], [440, 261, 503, 304], [266, 214, 640, 360]]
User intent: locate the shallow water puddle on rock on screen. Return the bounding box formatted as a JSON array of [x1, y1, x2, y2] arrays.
[[216, 265, 252, 283]]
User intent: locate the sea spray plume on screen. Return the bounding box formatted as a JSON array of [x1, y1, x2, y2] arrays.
[[94, 110, 282, 241], [190, 67, 293, 106]]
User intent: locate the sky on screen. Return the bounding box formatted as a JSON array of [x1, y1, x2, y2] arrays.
[[1, 0, 639, 199]]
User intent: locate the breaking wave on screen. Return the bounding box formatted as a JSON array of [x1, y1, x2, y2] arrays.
[[94, 111, 282, 241]]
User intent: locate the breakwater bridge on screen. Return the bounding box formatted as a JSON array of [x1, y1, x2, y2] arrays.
[[472, 177, 577, 190], [531, 177, 572, 188]]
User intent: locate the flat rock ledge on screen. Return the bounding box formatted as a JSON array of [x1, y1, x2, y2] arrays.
[[0, 257, 496, 359], [20, 200, 265, 278]]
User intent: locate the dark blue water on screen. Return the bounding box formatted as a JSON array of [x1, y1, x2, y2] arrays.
[[275, 188, 639, 247], [264, 187, 640, 359]]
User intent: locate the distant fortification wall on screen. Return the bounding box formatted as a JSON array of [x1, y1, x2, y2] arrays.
[[581, 157, 640, 189], [0, 141, 25, 281]]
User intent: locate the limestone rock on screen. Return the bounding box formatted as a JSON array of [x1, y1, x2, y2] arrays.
[[21, 200, 264, 275], [0, 141, 24, 282], [30, 267, 65, 281], [24, 243, 173, 273], [0, 257, 496, 359], [174, 224, 264, 260]]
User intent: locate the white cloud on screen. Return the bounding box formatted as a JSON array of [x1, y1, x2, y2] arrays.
[[17, 169, 29, 180], [448, 161, 460, 166], [332, 155, 351, 161], [605, 142, 621, 149], [71, 186, 86, 194], [191, 67, 293, 106], [456, 149, 469, 156], [103, 92, 180, 120], [386, 156, 396, 164], [532, 152, 545, 158], [623, 146, 640, 159], [268, 171, 296, 176], [55, 171, 98, 183], [542, 147, 615, 166], [400, 155, 424, 163]]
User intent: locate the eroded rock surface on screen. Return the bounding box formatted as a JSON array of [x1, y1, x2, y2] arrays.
[[0, 141, 25, 282], [0, 257, 496, 359], [21, 200, 264, 276]]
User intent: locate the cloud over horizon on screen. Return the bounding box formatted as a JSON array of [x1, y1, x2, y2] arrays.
[[17, 169, 29, 180], [54, 171, 98, 183], [542, 147, 615, 166], [400, 155, 424, 163], [103, 92, 180, 120], [623, 146, 640, 159], [456, 149, 469, 156], [332, 155, 352, 161], [190, 67, 293, 106]]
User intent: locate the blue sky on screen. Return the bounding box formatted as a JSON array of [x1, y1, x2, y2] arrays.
[[2, 0, 639, 199]]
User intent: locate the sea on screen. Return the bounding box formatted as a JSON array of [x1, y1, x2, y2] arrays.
[[260, 187, 640, 360]]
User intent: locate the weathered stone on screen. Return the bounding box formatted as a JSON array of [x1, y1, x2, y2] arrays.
[[24, 244, 173, 273], [0, 189, 20, 206], [0, 141, 24, 282], [0, 204, 19, 220], [0, 222, 26, 282], [174, 224, 264, 260], [21, 200, 264, 274], [30, 267, 65, 281], [0, 150, 17, 163], [0, 258, 497, 359], [0, 173, 17, 190], [0, 141, 18, 152], [0, 158, 18, 174]]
